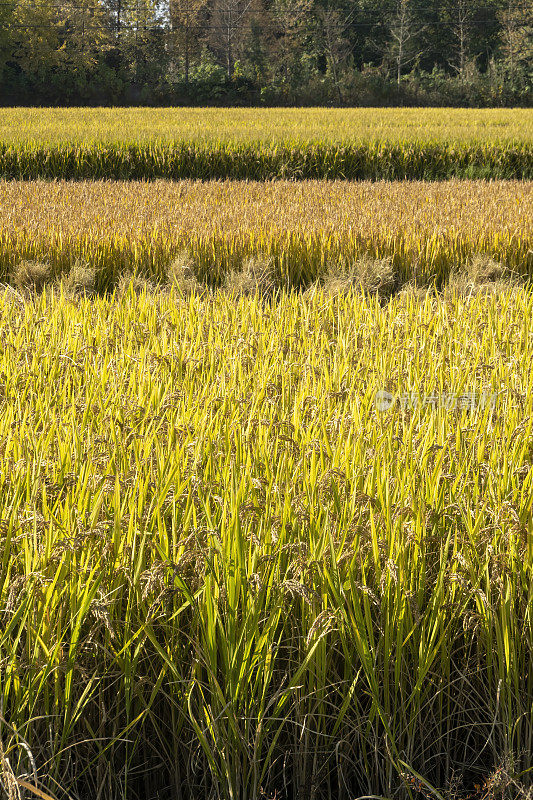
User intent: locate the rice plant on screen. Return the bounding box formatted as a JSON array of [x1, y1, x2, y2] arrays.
[[0, 107, 531, 180], [1, 107, 531, 145], [0, 179, 530, 290], [1, 283, 533, 800]]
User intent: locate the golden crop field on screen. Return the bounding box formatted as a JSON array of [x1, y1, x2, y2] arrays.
[[0, 108, 531, 180], [0, 179, 531, 288], [1, 106, 531, 144], [1, 103, 532, 800], [1, 284, 533, 800]]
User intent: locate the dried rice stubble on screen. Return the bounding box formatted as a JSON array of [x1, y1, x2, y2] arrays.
[[322, 254, 399, 300], [445, 253, 522, 298], [60, 260, 97, 298], [224, 255, 279, 299], [165, 251, 206, 298], [12, 260, 53, 295]]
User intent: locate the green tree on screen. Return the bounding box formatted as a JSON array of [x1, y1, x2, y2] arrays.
[[209, 0, 259, 78], [13, 0, 63, 79], [498, 0, 532, 80], [170, 0, 206, 83], [388, 0, 425, 85]]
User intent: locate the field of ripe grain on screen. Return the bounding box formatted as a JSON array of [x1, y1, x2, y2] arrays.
[[2, 107, 531, 144], [1, 179, 531, 289], [1, 284, 533, 800], [0, 108, 531, 180]]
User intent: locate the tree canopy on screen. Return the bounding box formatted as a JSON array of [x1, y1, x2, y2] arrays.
[[0, 0, 531, 105]]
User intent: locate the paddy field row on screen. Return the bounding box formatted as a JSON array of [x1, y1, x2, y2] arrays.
[[1, 107, 532, 181], [1, 179, 531, 290], [1, 285, 533, 799], [3, 107, 532, 144]]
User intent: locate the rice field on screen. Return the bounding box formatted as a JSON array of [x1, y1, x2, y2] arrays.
[[1, 104, 532, 800], [0, 108, 531, 180], [1, 284, 533, 800], [0, 179, 531, 289], [2, 107, 531, 144]]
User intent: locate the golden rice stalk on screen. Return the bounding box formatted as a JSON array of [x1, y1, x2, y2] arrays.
[[0, 179, 530, 289]]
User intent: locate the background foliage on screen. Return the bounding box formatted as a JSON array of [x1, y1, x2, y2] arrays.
[[0, 0, 531, 106]]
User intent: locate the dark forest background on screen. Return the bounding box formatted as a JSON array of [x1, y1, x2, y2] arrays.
[[0, 0, 531, 106]]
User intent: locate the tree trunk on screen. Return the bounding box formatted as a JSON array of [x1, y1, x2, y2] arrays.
[[185, 22, 189, 83], [226, 28, 233, 77]]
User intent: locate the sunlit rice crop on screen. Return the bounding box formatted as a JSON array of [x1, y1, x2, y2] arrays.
[[0, 179, 531, 289], [1, 284, 533, 800], [1, 107, 532, 144], [0, 107, 531, 180]]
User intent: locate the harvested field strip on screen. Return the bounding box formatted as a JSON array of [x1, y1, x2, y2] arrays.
[[0, 179, 531, 288]]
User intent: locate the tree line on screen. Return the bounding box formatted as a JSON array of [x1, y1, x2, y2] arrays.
[[0, 0, 531, 106]]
